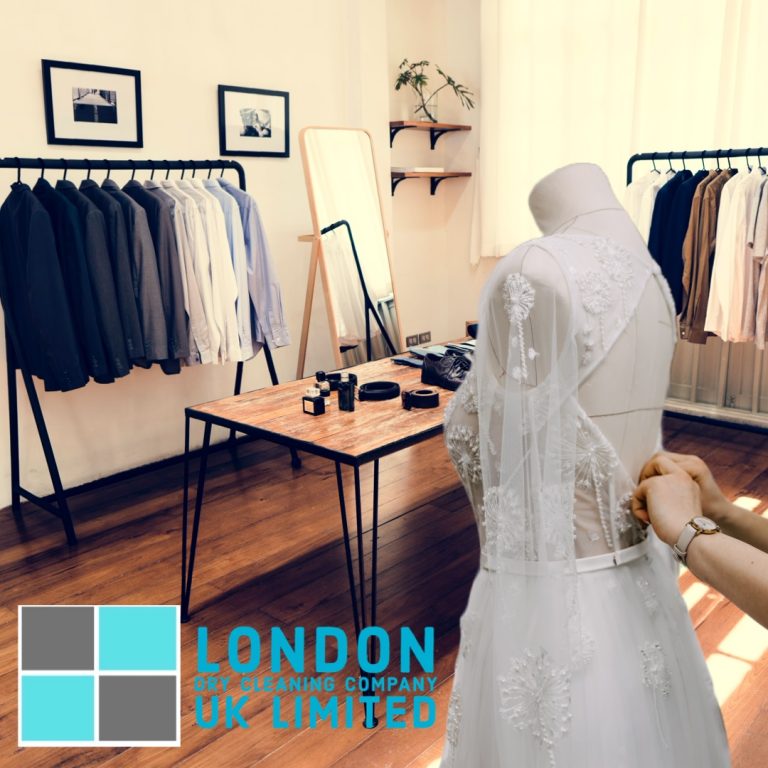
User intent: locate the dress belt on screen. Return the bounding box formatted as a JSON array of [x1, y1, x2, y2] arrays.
[[480, 538, 651, 576]]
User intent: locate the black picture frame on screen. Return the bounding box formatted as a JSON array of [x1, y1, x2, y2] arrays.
[[218, 85, 290, 158], [42, 59, 143, 148]]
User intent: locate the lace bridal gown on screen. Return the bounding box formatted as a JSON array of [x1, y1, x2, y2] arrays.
[[440, 232, 730, 767]]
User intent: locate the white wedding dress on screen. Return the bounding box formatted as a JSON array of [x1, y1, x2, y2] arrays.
[[440, 228, 731, 767]]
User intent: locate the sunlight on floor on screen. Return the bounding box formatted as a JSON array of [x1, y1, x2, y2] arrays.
[[733, 495, 762, 511], [707, 653, 752, 705], [682, 581, 710, 610], [706, 614, 768, 705], [718, 615, 768, 662], [426, 759, 441, 768]]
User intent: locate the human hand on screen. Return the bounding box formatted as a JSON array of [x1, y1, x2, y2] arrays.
[[632, 461, 703, 547], [638, 451, 731, 526]]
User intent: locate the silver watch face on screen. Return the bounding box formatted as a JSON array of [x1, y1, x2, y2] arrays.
[[693, 516, 718, 531]]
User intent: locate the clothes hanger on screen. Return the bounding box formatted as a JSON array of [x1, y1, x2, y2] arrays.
[[130, 159, 137, 181], [180, 162, 186, 180], [85, 158, 92, 180], [758, 148, 766, 175], [207, 163, 213, 180], [681, 150, 687, 171], [726, 149, 733, 171], [61, 158, 68, 181], [651, 152, 659, 174], [165, 160, 172, 180], [38, 158, 45, 180], [14, 157, 21, 184], [104, 159, 111, 180], [700, 152, 706, 171], [667, 152, 674, 175], [190, 162, 196, 179]]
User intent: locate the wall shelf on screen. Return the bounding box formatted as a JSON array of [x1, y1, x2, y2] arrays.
[[389, 120, 471, 149], [391, 170, 471, 196]]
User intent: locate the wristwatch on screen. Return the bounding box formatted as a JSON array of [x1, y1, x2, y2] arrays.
[[672, 516, 721, 565]]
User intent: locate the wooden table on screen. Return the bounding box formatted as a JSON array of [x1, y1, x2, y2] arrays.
[[180, 355, 456, 715]]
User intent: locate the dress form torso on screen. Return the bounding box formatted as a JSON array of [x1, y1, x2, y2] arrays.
[[529, 164, 676, 490]]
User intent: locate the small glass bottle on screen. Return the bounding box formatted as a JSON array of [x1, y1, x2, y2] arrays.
[[338, 376, 355, 412], [302, 386, 325, 415]]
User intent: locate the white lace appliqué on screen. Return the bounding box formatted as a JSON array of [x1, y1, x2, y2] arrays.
[[459, 610, 476, 660], [498, 647, 572, 767], [573, 236, 637, 367], [483, 485, 525, 557], [614, 491, 637, 537], [446, 687, 462, 749], [540, 484, 573, 560], [576, 269, 614, 366], [591, 236, 634, 320], [502, 272, 535, 382], [445, 425, 481, 489], [640, 640, 671, 696], [565, 415, 619, 548], [459, 368, 478, 413], [636, 576, 659, 615]]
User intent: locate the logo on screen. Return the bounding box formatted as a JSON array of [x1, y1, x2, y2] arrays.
[[18, 605, 180, 747]]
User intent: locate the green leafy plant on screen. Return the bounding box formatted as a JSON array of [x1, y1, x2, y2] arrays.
[[394, 59, 475, 122]]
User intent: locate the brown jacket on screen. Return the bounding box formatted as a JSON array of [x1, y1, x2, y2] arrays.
[[680, 170, 734, 343]]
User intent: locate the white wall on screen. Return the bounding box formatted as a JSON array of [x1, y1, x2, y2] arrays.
[[387, 0, 496, 346], [0, 0, 392, 505]]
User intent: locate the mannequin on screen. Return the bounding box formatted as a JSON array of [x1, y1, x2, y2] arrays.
[[528, 163, 676, 485], [438, 163, 729, 768]]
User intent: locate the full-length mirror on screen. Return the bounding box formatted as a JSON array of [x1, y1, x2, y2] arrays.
[[297, 127, 404, 376]]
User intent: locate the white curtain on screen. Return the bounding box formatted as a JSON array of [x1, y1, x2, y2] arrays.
[[477, 0, 768, 261]]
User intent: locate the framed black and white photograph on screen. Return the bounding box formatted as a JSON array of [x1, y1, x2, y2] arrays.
[[42, 59, 143, 147], [218, 85, 289, 157]]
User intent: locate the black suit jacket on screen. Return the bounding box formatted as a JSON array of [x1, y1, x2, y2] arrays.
[[57, 180, 130, 379], [80, 179, 145, 362], [0, 183, 88, 391], [34, 178, 111, 382], [647, 170, 692, 265], [659, 169, 710, 313]]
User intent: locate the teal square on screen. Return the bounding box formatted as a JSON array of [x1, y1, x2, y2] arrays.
[[99, 607, 177, 671], [21, 675, 94, 742]]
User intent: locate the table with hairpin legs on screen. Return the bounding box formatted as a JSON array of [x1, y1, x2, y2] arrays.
[[179, 354, 455, 727]]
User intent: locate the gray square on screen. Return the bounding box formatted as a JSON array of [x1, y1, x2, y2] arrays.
[[21, 606, 94, 671], [99, 676, 176, 742]]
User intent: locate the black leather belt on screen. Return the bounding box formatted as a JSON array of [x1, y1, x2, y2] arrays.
[[358, 381, 401, 401], [401, 388, 440, 410]]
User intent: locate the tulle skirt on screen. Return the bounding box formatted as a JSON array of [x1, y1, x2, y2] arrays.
[[439, 536, 731, 767]]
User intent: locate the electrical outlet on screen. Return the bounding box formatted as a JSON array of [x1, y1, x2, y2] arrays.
[[418, 331, 431, 344], [405, 334, 419, 347]]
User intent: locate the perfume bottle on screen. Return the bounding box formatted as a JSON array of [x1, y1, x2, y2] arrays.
[[338, 374, 355, 411], [302, 387, 326, 415]]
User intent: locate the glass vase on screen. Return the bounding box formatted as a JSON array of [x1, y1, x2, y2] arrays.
[[414, 92, 438, 122]]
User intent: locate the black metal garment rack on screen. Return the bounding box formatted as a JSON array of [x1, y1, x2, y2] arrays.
[[627, 146, 767, 185], [1, 156, 290, 545], [627, 146, 768, 434]]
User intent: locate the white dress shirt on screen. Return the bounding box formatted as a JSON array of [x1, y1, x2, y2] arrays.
[[160, 180, 222, 363]]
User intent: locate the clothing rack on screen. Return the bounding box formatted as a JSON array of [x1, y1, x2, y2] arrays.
[[1, 156, 290, 546], [627, 147, 768, 432]]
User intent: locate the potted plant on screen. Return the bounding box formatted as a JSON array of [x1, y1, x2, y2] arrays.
[[394, 59, 475, 123]]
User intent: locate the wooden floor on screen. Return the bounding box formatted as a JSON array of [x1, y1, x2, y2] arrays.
[[1, 415, 766, 767]]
